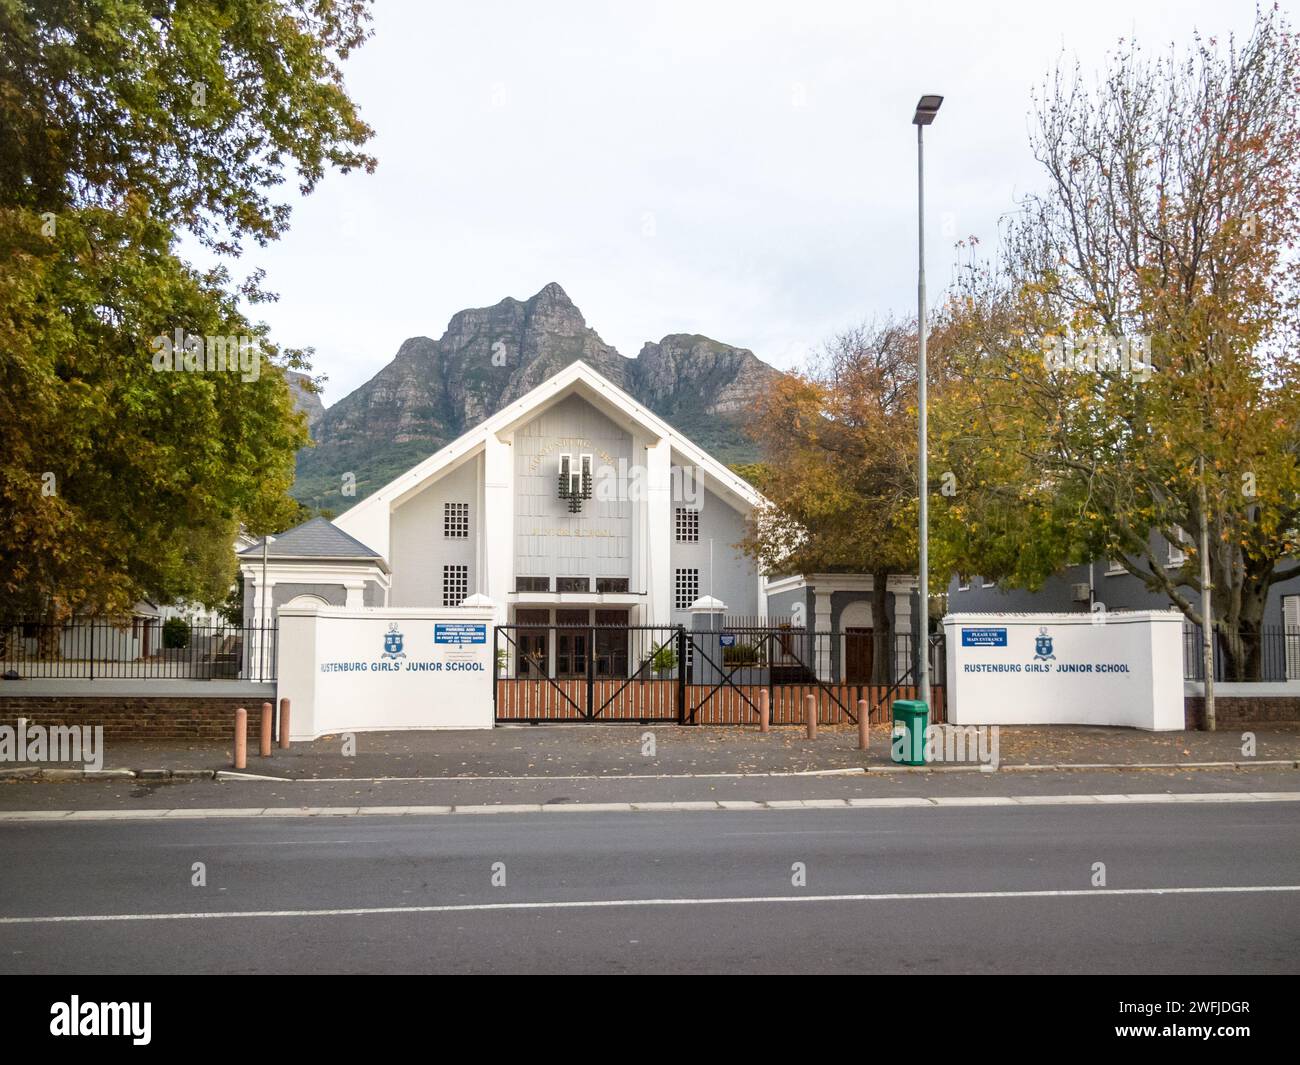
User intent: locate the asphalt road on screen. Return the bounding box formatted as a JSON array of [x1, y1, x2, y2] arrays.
[[1, 801, 1297, 974]]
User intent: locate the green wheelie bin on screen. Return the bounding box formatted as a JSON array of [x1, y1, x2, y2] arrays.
[[891, 699, 929, 765]]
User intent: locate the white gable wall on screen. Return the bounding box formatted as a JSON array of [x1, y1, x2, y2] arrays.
[[389, 454, 480, 607], [513, 395, 635, 582], [668, 472, 758, 622]]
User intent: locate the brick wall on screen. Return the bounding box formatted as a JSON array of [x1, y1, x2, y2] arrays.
[[1184, 696, 1300, 730], [0, 696, 274, 741]]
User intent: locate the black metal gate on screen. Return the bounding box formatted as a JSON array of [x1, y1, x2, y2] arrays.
[[494, 624, 685, 723]]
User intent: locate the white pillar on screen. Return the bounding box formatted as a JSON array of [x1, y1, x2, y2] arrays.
[[892, 586, 913, 683], [813, 588, 833, 681], [645, 437, 672, 626], [483, 432, 514, 628], [343, 582, 365, 608]]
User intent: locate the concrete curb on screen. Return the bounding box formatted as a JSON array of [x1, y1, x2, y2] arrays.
[[1, 759, 1296, 783], [0, 791, 1297, 822]]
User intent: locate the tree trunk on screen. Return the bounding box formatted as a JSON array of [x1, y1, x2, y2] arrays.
[[1219, 623, 1263, 682], [871, 570, 893, 685], [37, 613, 61, 661]]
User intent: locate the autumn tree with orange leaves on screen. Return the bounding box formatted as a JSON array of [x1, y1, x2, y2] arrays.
[[742, 321, 919, 682], [931, 7, 1300, 681]]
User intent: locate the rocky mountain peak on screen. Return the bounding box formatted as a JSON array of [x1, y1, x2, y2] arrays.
[[292, 285, 782, 507]]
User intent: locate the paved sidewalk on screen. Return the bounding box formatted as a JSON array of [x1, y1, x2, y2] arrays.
[[3, 722, 1297, 781]]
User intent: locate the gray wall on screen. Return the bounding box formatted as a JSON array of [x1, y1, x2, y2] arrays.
[[668, 481, 758, 624], [947, 529, 1300, 628]]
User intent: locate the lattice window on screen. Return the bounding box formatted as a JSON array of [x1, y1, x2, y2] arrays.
[[443, 565, 468, 607], [444, 502, 469, 539], [675, 507, 700, 542], [675, 568, 699, 610]]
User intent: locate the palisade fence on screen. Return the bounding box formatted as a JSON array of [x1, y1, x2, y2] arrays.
[[494, 622, 947, 725], [1181, 624, 1300, 683], [0, 621, 277, 681]]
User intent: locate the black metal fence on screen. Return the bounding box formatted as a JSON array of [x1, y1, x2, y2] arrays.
[[1182, 624, 1300, 682], [493, 621, 946, 724], [0, 620, 277, 681]]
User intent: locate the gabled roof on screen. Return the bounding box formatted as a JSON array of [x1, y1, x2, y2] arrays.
[[334, 360, 767, 530], [238, 516, 384, 561]]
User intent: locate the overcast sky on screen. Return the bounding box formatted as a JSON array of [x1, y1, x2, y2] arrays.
[[203, 0, 1276, 405]]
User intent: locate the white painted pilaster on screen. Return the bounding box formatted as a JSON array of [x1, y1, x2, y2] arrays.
[[645, 437, 672, 626], [483, 432, 515, 628], [892, 587, 913, 683], [813, 588, 833, 681]]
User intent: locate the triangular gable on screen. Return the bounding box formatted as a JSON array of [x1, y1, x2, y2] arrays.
[[334, 361, 766, 535]]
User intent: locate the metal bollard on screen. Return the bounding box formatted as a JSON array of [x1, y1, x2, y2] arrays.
[[278, 697, 290, 749], [805, 693, 817, 739], [759, 688, 770, 733], [233, 708, 247, 770], [858, 699, 869, 751], [260, 702, 273, 757]]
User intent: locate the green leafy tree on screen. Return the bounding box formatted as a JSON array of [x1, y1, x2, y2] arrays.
[[0, 1, 375, 624]]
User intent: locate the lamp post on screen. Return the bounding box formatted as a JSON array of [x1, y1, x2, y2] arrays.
[[913, 93, 942, 710]]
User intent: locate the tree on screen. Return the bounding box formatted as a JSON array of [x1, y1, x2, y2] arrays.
[[931, 8, 1300, 679], [0, 1, 376, 624], [742, 321, 918, 682]]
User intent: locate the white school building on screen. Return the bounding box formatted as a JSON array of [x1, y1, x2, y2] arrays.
[[240, 361, 919, 680]]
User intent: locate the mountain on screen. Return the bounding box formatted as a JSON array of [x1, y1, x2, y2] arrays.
[[286, 371, 325, 430], [291, 283, 781, 509]]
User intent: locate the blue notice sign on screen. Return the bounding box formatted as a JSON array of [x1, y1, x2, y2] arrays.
[[961, 627, 1007, 647], [719, 633, 737, 647], [434, 623, 487, 645]]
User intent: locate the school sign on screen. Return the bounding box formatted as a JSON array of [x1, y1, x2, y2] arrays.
[[943, 611, 1185, 731], [277, 605, 495, 739]]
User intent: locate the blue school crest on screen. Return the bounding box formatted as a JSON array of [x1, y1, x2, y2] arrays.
[[382, 624, 406, 659], [1033, 627, 1055, 661]]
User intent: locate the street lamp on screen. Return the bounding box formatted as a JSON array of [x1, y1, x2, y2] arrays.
[[913, 93, 942, 711]]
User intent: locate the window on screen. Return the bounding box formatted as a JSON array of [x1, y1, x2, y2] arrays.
[[675, 507, 700, 543], [596, 577, 629, 594], [1106, 558, 1125, 575], [444, 502, 469, 539], [957, 577, 970, 592], [675, 568, 699, 610], [555, 608, 589, 677], [516, 576, 549, 593], [1285, 596, 1300, 681], [442, 565, 468, 607], [515, 608, 549, 676], [594, 609, 629, 678], [1168, 527, 1187, 567], [556, 576, 589, 594]]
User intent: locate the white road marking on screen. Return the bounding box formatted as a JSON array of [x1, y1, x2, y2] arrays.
[[1, 884, 1297, 925], [0, 791, 1296, 823]]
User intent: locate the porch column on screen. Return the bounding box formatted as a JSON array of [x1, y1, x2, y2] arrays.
[[813, 588, 832, 681]]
